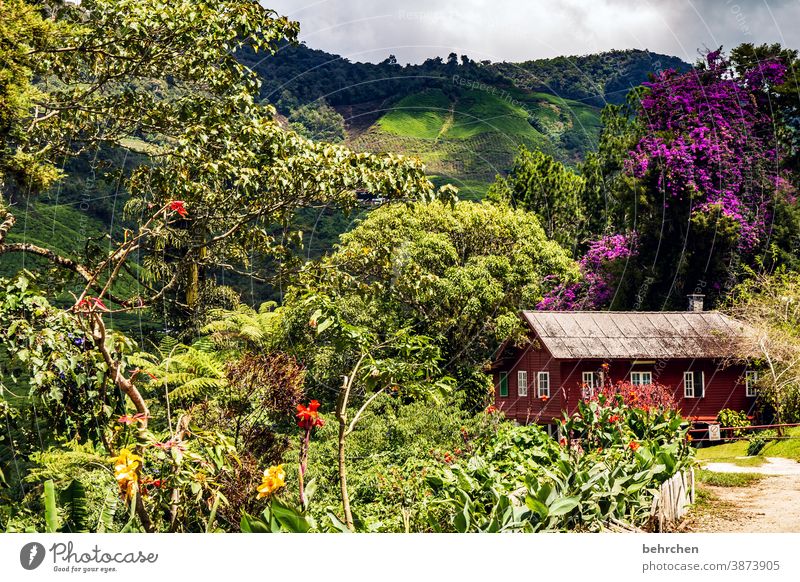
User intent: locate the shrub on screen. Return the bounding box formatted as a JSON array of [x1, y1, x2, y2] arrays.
[[747, 430, 777, 456], [717, 409, 750, 438]]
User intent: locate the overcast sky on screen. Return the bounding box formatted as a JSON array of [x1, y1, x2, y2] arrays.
[[264, 0, 800, 64]]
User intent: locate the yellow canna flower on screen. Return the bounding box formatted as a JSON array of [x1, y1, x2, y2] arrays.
[[256, 465, 286, 499], [113, 448, 143, 499]]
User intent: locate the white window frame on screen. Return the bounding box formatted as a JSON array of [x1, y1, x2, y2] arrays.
[[582, 371, 600, 398], [630, 371, 652, 386], [745, 370, 758, 398], [517, 370, 528, 397], [684, 370, 705, 398], [537, 371, 550, 398]]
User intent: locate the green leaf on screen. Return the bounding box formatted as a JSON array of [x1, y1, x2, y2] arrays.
[[270, 497, 314, 532], [240, 512, 270, 533], [525, 496, 549, 519], [453, 495, 471, 533], [325, 511, 352, 533], [206, 494, 221, 533], [96, 492, 118, 533], [548, 497, 580, 517], [43, 480, 58, 533], [60, 480, 89, 533]]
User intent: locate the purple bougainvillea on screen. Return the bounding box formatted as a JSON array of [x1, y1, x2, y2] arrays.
[[623, 50, 788, 252], [538, 233, 638, 310]]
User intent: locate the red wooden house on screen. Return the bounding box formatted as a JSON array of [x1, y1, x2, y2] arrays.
[[491, 302, 758, 430]]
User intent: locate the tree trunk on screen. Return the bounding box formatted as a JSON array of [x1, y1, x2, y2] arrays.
[[336, 374, 355, 531], [337, 421, 353, 530]]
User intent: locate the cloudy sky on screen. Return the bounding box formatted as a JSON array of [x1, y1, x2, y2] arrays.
[[264, 0, 800, 64]]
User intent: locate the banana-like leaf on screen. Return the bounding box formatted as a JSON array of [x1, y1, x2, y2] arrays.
[[60, 480, 90, 533], [43, 480, 58, 533]]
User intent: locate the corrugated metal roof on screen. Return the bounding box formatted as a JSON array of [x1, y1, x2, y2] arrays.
[[522, 311, 755, 360]]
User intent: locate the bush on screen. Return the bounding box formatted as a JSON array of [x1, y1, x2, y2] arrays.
[[747, 430, 777, 456], [717, 409, 750, 437]]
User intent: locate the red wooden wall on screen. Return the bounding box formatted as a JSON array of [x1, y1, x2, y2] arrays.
[[493, 340, 756, 426]]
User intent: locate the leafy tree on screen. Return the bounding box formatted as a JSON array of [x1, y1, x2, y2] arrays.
[[487, 146, 586, 250], [581, 49, 794, 309], [284, 201, 578, 409], [0, 0, 63, 196], [726, 270, 800, 428], [288, 99, 346, 143]]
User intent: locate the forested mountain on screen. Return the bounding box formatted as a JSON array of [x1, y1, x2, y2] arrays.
[[3, 43, 687, 295], [240, 44, 690, 196]]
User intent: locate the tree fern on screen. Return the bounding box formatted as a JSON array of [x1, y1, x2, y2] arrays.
[[136, 340, 228, 404]]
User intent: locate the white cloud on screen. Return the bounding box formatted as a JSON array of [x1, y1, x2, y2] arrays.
[[263, 0, 800, 63]]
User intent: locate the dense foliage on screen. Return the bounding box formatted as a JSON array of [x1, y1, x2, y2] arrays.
[[1, 1, 798, 536]]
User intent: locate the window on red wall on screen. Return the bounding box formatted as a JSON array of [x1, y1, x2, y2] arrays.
[[582, 371, 601, 398], [517, 370, 528, 397], [683, 371, 705, 398], [630, 371, 652, 385], [745, 371, 758, 397], [499, 372, 508, 397], [537, 371, 550, 398]]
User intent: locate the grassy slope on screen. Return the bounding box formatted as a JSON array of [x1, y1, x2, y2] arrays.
[[350, 86, 601, 198], [696, 427, 800, 464]]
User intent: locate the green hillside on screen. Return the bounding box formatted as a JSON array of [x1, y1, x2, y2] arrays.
[[348, 87, 601, 199]]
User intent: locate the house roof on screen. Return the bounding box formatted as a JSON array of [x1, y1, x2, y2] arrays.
[[521, 311, 757, 360]]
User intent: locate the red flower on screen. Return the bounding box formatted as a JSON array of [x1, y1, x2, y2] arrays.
[[540, 395, 549, 402], [485, 405, 497, 414], [608, 414, 620, 423], [169, 200, 188, 218], [119, 412, 150, 425], [152, 439, 185, 452], [443, 453, 453, 464], [559, 437, 567, 446], [296, 400, 324, 430], [76, 296, 109, 312], [628, 441, 640, 451]]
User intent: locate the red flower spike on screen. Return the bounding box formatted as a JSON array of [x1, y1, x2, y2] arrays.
[[169, 200, 188, 218], [296, 400, 324, 430]]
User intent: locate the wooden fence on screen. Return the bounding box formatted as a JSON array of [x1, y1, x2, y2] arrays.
[[652, 468, 695, 531]]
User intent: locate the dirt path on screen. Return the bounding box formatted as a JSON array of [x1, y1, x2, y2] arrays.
[[687, 459, 800, 532], [703, 457, 800, 475]]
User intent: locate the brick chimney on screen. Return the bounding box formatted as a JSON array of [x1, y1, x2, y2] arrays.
[[688, 294, 705, 312]]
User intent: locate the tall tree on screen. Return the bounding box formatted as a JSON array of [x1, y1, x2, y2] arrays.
[[282, 200, 578, 410], [487, 146, 586, 251], [582, 49, 793, 309]]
